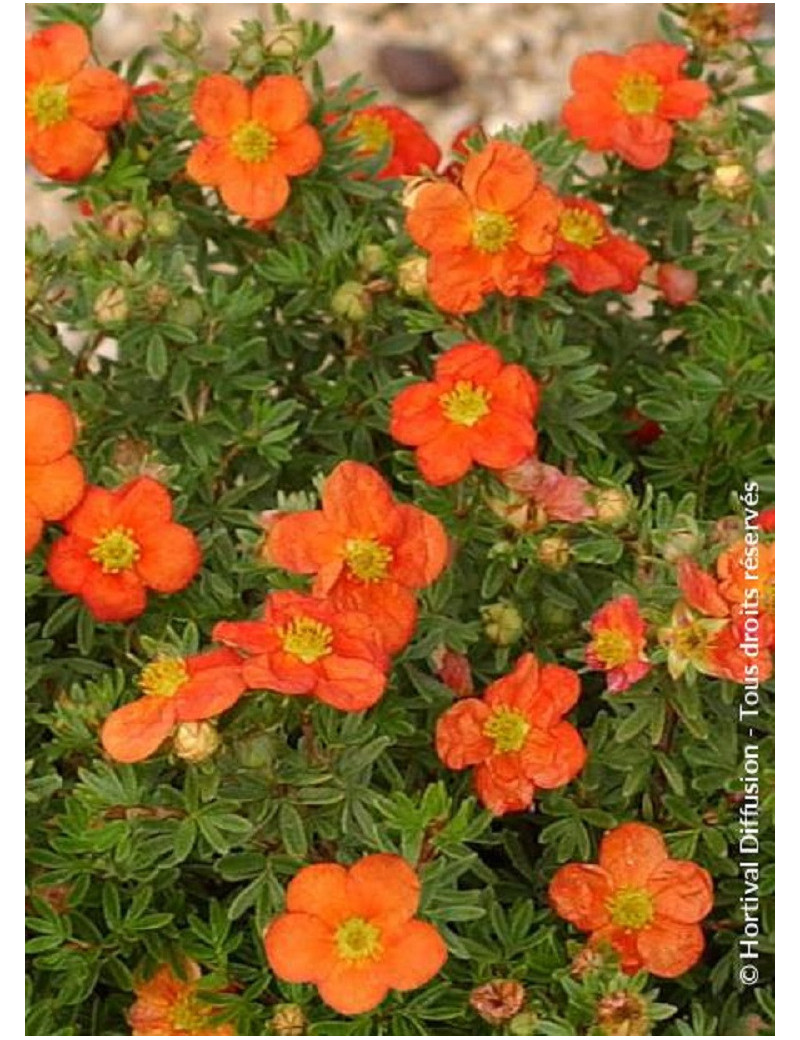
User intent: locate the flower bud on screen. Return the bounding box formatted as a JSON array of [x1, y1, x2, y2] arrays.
[[358, 243, 387, 275], [93, 286, 129, 324], [624, 407, 663, 450], [100, 202, 145, 244], [711, 162, 751, 200], [264, 23, 304, 58], [469, 980, 525, 1025], [148, 205, 180, 240], [594, 488, 631, 526], [510, 1010, 540, 1035], [595, 991, 650, 1036], [657, 263, 698, 307], [169, 296, 204, 328], [569, 944, 605, 979], [271, 1003, 307, 1036], [397, 255, 429, 298], [166, 13, 202, 51], [173, 721, 220, 763], [537, 535, 571, 571], [145, 284, 172, 317], [236, 732, 277, 770], [481, 603, 523, 646], [432, 646, 474, 697], [661, 528, 701, 563], [331, 281, 371, 321]]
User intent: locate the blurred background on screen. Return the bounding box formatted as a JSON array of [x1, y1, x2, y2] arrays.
[[26, 3, 774, 232]]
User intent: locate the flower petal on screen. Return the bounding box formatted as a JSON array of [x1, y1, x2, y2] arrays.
[[267, 510, 339, 573], [81, 569, 148, 623], [251, 75, 312, 133], [330, 579, 418, 655], [317, 962, 390, 1016], [549, 863, 613, 931], [648, 861, 714, 923], [659, 79, 710, 120], [406, 182, 473, 252], [561, 93, 618, 151], [26, 455, 85, 521], [173, 665, 246, 722], [390, 382, 448, 448], [434, 341, 502, 385], [212, 620, 275, 656], [135, 523, 201, 593], [192, 74, 249, 137], [265, 912, 336, 983], [26, 23, 89, 86], [286, 863, 350, 924], [46, 534, 92, 593], [461, 141, 538, 213], [610, 115, 674, 171], [599, 822, 668, 887], [322, 461, 400, 540], [474, 758, 534, 815], [186, 138, 235, 186], [468, 410, 536, 470], [25, 393, 76, 464], [381, 920, 447, 991], [101, 697, 176, 763], [414, 425, 474, 486], [272, 123, 323, 176], [530, 663, 582, 727], [242, 652, 317, 695], [569, 51, 625, 93], [68, 67, 130, 128], [315, 655, 387, 712], [348, 853, 421, 926], [219, 162, 290, 222], [28, 119, 106, 181], [523, 720, 586, 789], [391, 505, 449, 588], [435, 699, 493, 769], [636, 919, 705, 978]]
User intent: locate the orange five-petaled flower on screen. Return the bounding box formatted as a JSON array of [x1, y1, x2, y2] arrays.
[[561, 43, 711, 170], [101, 649, 246, 763], [554, 197, 650, 294], [585, 595, 651, 693], [187, 73, 322, 221], [128, 959, 234, 1035], [213, 590, 389, 712], [265, 853, 447, 1015], [266, 462, 449, 653], [549, 822, 714, 978], [26, 23, 131, 181], [340, 103, 441, 179], [390, 342, 539, 486], [435, 653, 587, 815], [47, 476, 202, 622], [25, 393, 85, 554], [405, 140, 562, 313]]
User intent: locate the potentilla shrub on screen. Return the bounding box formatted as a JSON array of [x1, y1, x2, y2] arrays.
[[25, 3, 774, 1035]]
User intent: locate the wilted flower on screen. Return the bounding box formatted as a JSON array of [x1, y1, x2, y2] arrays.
[[595, 990, 651, 1036], [469, 979, 525, 1024]]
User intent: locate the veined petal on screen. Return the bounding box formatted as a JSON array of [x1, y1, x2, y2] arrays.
[[461, 141, 538, 213], [192, 74, 249, 137], [101, 697, 176, 763], [251, 75, 312, 133]]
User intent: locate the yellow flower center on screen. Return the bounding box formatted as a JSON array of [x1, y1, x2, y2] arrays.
[[171, 991, 209, 1033], [592, 629, 634, 669], [440, 381, 492, 427], [230, 120, 276, 163], [607, 887, 655, 930], [347, 113, 393, 154], [484, 706, 530, 754], [280, 616, 334, 664], [335, 916, 382, 963], [673, 621, 711, 657], [26, 83, 70, 129], [471, 211, 516, 253], [345, 538, 393, 584], [559, 209, 604, 249], [139, 658, 190, 699], [615, 72, 663, 115], [88, 526, 140, 574]]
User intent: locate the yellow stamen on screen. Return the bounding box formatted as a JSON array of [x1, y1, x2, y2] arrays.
[[89, 526, 140, 574], [345, 538, 392, 583], [484, 706, 530, 753], [440, 381, 492, 427], [592, 629, 634, 669], [280, 616, 334, 664], [607, 887, 654, 929], [26, 83, 70, 129], [139, 658, 189, 699], [230, 120, 276, 163], [471, 211, 516, 254], [559, 209, 604, 249], [347, 113, 392, 154], [335, 917, 382, 963], [615, 72, 663, 115], [171, 992, 209, 1033]]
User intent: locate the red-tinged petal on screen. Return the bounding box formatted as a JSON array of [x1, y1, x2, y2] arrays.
[[332, 611, 388, 669], [489, 364, 539, 418], [461, 141, 538, 213], [251, 75, 312, 133], [264, 912, 336, 983], [63, 485, 115, 538], [315, 655, 386, 712], [187, 647, 245, 676], [610, 115, 674, 170], [474, 758, 534, 815], [26, 23, 89, 86], [490, 247, 549, 298], [135, 523, 201, 593], [531, 663, 582, 726], [649, 861, 714, 923], [561, 93, 619, 150], [26, 455, 85, 521], [636, 919, 705, 978], [68, 67, 130, 128], [81, 569, 148, 623], [272, 123, 323, 176], [570, 51, 625, 93], [348, 853, 421, 926], [414, 425, 474, 486], [47, 535, 92, 593], [286, 862, 350, 924], [434, 341, 503, 385], [435, 699, 493, 769], [25, 393, 77, 463], [468, 410, 536, 470], [677, 558, 729, 618], [549, 863, 613, 931], [330, 579, 418, 655], [100, 697, 176, 763], [599, 823, 668, 887], [173, 666, 246, 722], [513, 185, 562, 258], [322, 461, 400, 539], [659, 79, 711, 120], [484, 653, 538, 713], [317, 962, 391, 1016], [212, 619, 276, 656], [391, 504, 449, 588], [267, 510, 339, 573], [625, 43, 688, 84], [427, 249, 492, 314], [390, 382, 448, 448], [596, 234, 650, 293], [28, 119, 106, 181], [524, 721, 587, 789], [219, 162, 290, 222], [406, 182, 473, 252], [242, 652, 317, 695], [381, 920, 447, 991], [186, 138, 234, 186], [192, 74, 249, 137], [558, 244, 621, 293], [589, 924, 643, 974], [116, 477, 173, 528]]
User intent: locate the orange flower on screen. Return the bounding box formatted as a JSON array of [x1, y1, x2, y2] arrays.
[[585, 595, 651, 693], [101, 649, 245, 763], [187, 73, 322, 221], [716, 538, 775, 640], [264, 853, 447, 1015], [128, 959, 234, 1035], [26, 23, 131, 181], [213, 590, 389, 712], [47, 477, 202, 622], [390, 342, 539, 486], [435, 653, 586, 816], [25, 393, 85, 554], [554, 197, 649, 294], [442, 122, 488, 183], [561, 43, 711, 170], [405, 140, 562, 313], [549, 822, 714, 978], [266, 462, 448, 653], [340, 103, 441, 179], [657, 262, 698, 306]]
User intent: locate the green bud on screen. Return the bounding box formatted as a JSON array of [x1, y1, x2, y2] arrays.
[[358, 243, 387, 275], [93, 286, 129, 324], [481, 603, 524, 646], [331, 281, 371, 322]]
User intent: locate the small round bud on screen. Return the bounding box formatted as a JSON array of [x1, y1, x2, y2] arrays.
[[236, 732, 277, 770], [431, 646, 474, 698], [569, 944, 605, 979], [99, 202, 145, 244], [169, 296, 204, 328], [148, 206, 180, 240], [510, 1010, 540, 1036], [358, 243, 387, 275], [331, 281, 371, 322], [270, 1003, 307, 1036], [93, 286, 129, 325], [173, 721, 220, 764], [481, 603, 523, 646], [595, 991, 650, 1037], [236, 40, 266, 73], [264, 23, 304, 58], [657, 263, 698, 307], [594, 488, 631, 526], [167, 13, 202, 51], [469, 980, 525, 1025], [537, 535, 571, 571], [145, 284, 172, 317], [397, 255, 429, 298], [711, 162, 751, 200]]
